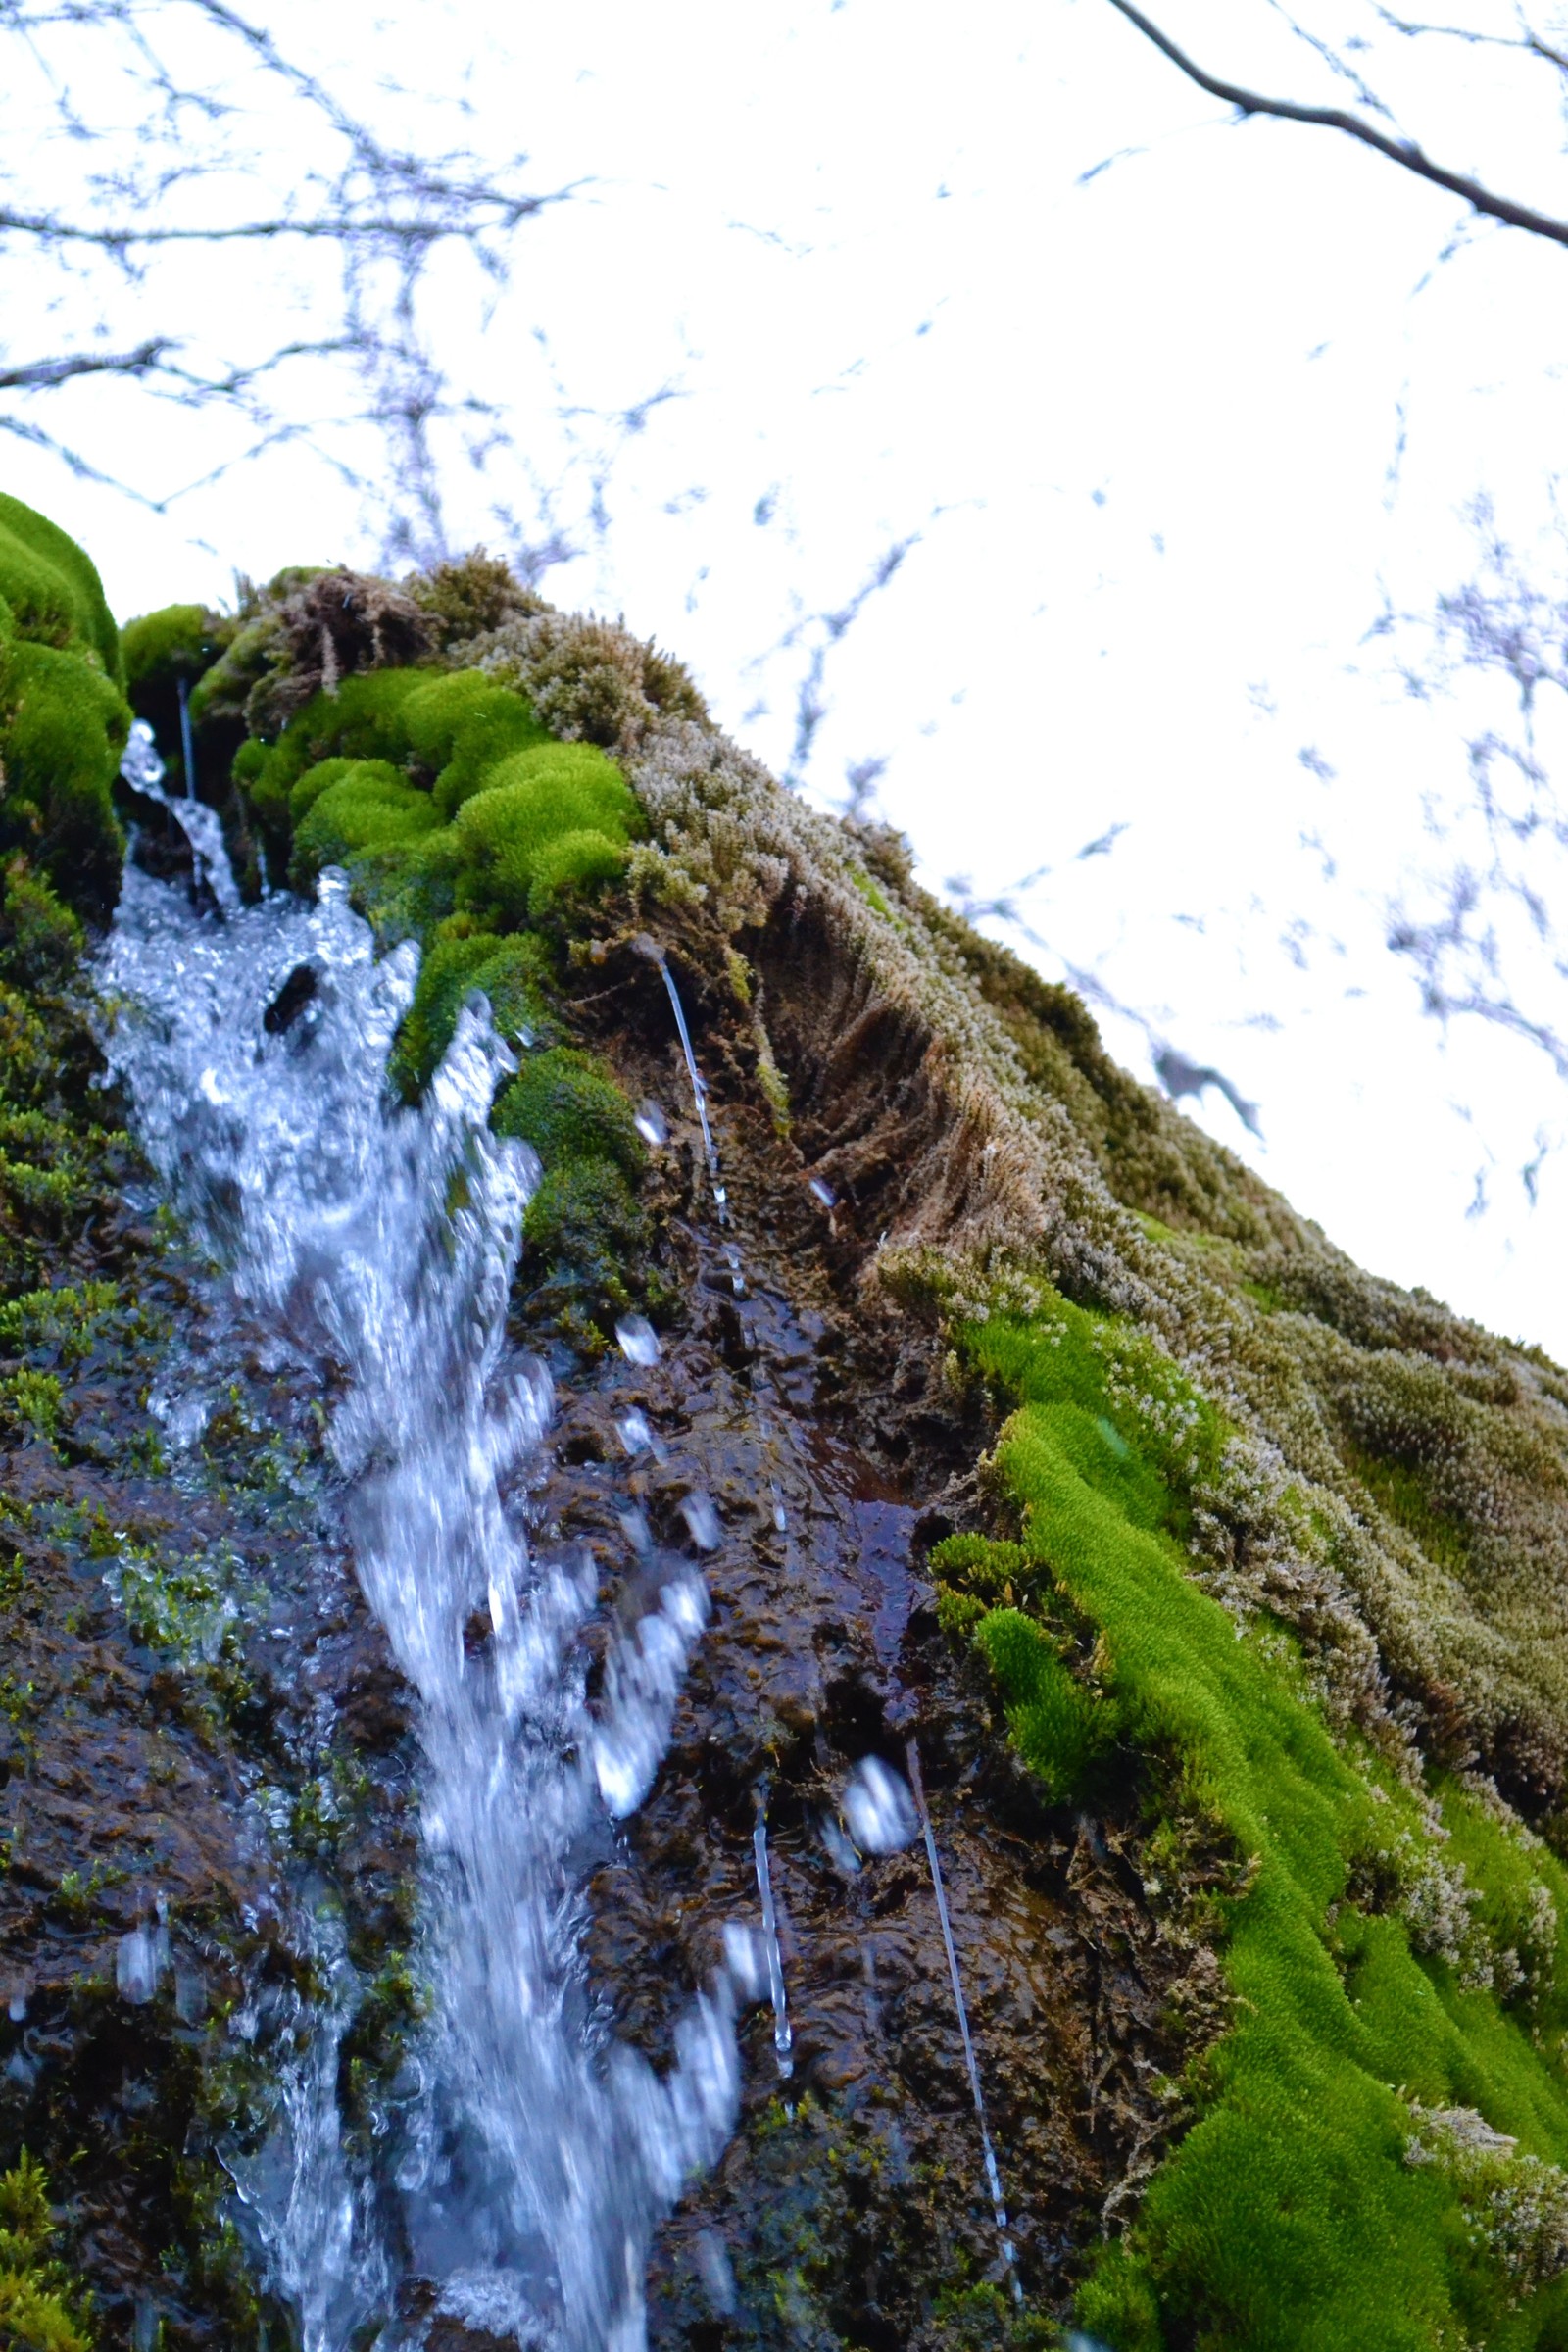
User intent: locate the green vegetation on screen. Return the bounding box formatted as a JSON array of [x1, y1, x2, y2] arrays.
[[211, 621, 652, 1328], [0, 500, 128, 921], [120, 601, 234, 795], [0, 2151, 92, 2352], [492, 1046, 648, 1310], [0, 496, 121, 682], [388, 927, 555, 1099], [937, 1294, 1568, 2349], [0, 862, 127, 1297]]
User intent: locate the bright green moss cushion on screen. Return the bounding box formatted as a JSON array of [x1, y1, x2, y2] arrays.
[[452, 742, 642, 926], [290, 761, 442, 887], [396, 670, 551, 816], [0, 492, 122, 684], [0, 497, 129, 914]]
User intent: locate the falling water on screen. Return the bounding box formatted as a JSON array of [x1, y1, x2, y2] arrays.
[[99, 830, 739, 2350], [904, 1741, 1022, 2306], [632, 938, 727, 1228], [750, 1810, 794, 2080]]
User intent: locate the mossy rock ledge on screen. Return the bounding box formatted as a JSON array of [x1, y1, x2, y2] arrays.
[[0, 508, 1566, 2350]]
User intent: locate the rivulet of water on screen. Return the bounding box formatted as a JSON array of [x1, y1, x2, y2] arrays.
[[99, 837, 738, 2351]]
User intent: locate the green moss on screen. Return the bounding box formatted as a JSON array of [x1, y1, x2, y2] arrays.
[[521, 1159, 645, 1300], [389, 929, 556, 1100], [0, 2151, 92, 2352], [0, 864, 84, 995], [288, 760, 441, 888], [0, 493, 121, 683], [957, 1303, 1568, 2350], [0, 1369, 64, 1445], [120, 603, 234, 792], [485, 1048, 648, 1307], [232, 666, 433, 861], [398, 669, 551, 815], [0, 636, 128, 921], [121, 603, 215, 702], [491, 1047, 644, 1182], [973, 1606, 1109, 1800], [451, 741, 643, 927], [502, 1064, 645, 1284]]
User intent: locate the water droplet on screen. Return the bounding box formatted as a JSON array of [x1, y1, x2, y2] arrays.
[[635, 1101, 668, 1147], [615, 1314, 661, 1366], [117, 1924, 162, 2006], [696, 2229, 738, 2318], [7, 1993, 25, 2024], [819, 1813, 861, 1876], [844, 1756, 918, 1855], [808, 1176, 837, 1209], [616, 1409, 653, 1455], [722, 1922, 765, 2000], [120, 718, 167, 792], [680, 1493, 721, 1551], [618, 1505, 653, 1556]]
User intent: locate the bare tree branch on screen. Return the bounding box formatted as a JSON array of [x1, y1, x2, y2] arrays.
[[1102, 0, 1568, 249], [0, 0, 582, 564], [0, 338, 171, 390], [1372, 9, 1568, 80]]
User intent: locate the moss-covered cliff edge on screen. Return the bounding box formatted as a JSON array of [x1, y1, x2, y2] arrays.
[[6, 492, 1568, 2350]]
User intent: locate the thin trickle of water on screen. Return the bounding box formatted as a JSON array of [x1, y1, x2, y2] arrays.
[[177, 676, 198, 800], [101, 844, 740, 2352], [634, 941, 727, 1227], [904, 1741, 1023, 2307], [751, 1810, 794, 2080]]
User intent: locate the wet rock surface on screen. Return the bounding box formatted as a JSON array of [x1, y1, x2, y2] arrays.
[[497, 968, 1224, 2348], [0, 882, 1220, 2351], [0, 1122, 421, 2346]]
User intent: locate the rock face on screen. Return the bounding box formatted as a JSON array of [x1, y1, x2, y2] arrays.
[[3, 504, 1568, 2350]]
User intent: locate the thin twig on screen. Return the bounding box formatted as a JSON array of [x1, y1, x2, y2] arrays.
[[1103, 0, 1568, 249]]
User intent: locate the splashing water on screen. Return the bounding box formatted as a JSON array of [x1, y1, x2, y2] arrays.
[[99, 850, 737, 2351], [119, 718, 242, 916]]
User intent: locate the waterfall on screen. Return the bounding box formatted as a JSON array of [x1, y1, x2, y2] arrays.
[[99, 839, 738, 2350]]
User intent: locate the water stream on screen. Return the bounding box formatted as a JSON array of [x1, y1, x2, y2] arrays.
[[99, 789, 738, 2349]]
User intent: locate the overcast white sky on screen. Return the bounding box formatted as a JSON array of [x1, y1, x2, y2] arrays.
[[11, 0, 1568, 1355]]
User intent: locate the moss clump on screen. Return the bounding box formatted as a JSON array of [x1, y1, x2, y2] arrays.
[[0, 495, 121, 684], [230, 666, 433, 867], [389, 929, 556, 1101], [972, 1605, 1109, 1802], [289, 760, 441, 888], [0, 503, 129, 921], [0, 2150, 92, 2352], [0, 861, 84, 996], [221, 658, 649, 1322], [399, 668, 550, 815], [448, 741, 642, 927], [226, 665, 635, 933], [491, 1047, 647, 1305], [492, 1046, 644, 1182], [407, 546, 542, 651], [955, 1300, 1568, 2351]]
